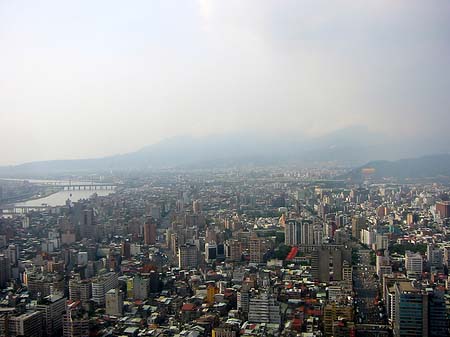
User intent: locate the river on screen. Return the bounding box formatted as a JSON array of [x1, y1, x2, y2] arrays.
[[14, 189, 115, 207]]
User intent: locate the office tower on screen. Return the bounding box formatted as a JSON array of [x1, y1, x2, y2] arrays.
[[216, 243, 225, 260], [144, 221, 157, 245], [285, 220, 301, 246], [7, 244, 19, 266], [80, 209, 95, 239], [105, 288, 123, 316], [133, 275, 150, 300], [0, 310, 43, 337], [427, 245, 443, 272], [205, 242, 217, 262], [351, 215, 366, 239], [193, 200, 202, 214], [36, 294, 67, 337], [249, 237, 265, 264], [69, 278, 92, 306], [342, 260, 353, 285], [121, 241, 131, 259], [375, 233, 389, 250], [376, 253, 392, 279], [0, 254, 11, 288], [405, 251, 423, 279], [176, 200, 184, 213], [248, 292, 281, 324], [300, 221, 315, 245], [63, 302, 89, 337], [360, 229, 375, 246], [394, 284, 447, 337], [227, 240, 242, 261], [237, 285, 251, 315], [178, 244, 199, 270], [313, 224, 323, 245], [91, 272, 118, 306], [436, 201, 450, 219], [334, 229, 348, 244], [311, 247, 330, 282]]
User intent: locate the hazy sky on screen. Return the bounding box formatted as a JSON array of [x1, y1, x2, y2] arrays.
[[1, 0, 450, 165]]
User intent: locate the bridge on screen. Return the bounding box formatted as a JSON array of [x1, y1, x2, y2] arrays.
[[60, 184, 116, 191], [0, 178, 119, 191]]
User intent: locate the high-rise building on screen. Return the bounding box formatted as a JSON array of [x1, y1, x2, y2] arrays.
[[436, 201, 450, 219], [205, 242, 217, 262], [36, 294, 67, 337], [249, 237, 265, 264], [91, 272, 118, 306], [237, 285, 251, 315], [105, 288, 123, 317], [227, 240, 242, 262], [248, 292, 281, 324], [351, 215, 366, 239], [121, 241, 131, 259], [285, 220, 301, 246], [405, 251, 423, 279], [63, 302, 89, 337], [133, 275, 150, 300], [393, 283, 447, 337], [79, 209, 96, 239], [178, 244, 199, 270], [143, 221, 157, 245], [427, 245, 443, 272], [300, 221, 315, 245], [0, 254, 11, 288], [69, 278, 92, 306], [193, 200, 202, 214], [0, 310, 43, 337]]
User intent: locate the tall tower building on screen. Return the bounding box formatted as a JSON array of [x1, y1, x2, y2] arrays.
[[0, 254, 11, 288], [91, 272, 118, 306], [36, 294, 67, 337], [178, 244, 199, 270], [394, 283, 447, 337], [405, 251, 423, 279], [63, 302, 89, 337], [105, 288, 123, 317], [249, 238, 265, 264], [144, 221, 157, 245], [285, 220, 301, 246], [193, 200, 202, 214], [351, 215, 366, 239]]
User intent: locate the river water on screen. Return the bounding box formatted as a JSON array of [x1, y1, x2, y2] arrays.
[[14, 189, 115, 207]]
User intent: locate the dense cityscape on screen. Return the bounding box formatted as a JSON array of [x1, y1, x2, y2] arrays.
[[0, 168, 449, 337], [2, 1, 450, 336]]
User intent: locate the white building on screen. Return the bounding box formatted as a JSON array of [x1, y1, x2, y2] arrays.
[[91, 272, 118, 306], [248, 292, 281, 324], [405, 251, 423, 279], [105, 288, 123, 316]]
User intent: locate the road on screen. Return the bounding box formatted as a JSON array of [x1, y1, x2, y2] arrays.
[[353, 250, 386, 326]]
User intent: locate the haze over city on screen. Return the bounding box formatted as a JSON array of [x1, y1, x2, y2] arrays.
[[1, 0, 450, 165], [3, 2, 450, 337]]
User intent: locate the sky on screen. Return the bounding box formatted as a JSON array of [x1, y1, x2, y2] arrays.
[[1, 0, 450, 165]]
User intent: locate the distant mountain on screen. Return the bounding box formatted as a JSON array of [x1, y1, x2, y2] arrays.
[[345, 154, 450, 181], [1, 126, 448, 176]]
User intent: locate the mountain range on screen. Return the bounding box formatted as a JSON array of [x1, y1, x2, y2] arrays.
[[1, 126, 449, 179]]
